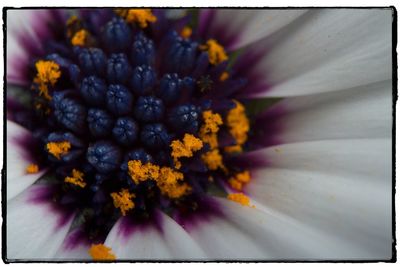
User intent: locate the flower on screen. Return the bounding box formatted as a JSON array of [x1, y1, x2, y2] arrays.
[[6, 8, 392, 261]]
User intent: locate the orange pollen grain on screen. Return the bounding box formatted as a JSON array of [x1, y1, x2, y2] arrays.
[[26, 164, 39, 174], [88, 244, 116, 261]]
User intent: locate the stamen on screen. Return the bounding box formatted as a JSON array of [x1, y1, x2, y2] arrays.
[[46, 141, 71, 159], [127, 160, 160, 184], [117, 9, 157, 28], [180, 26, 192, 38], [201, 149, 226, 172], [224, 100, 250, 153], [110, 189, 135, 216], [35, 60, 61, 86], [228, 170, 251, 191], [219, 71, 229, 81], [200, 39, 228, 65], [89, 244, 116, 261], [199, 110, 223, 149], [170, 134, 203, 169], [25, 164, 39, 174], [64, 169, 86, 188], [236, 170, 251, 183], [156, 167, 191, 198], [33, 60, 61, 100], [227, 193, 254, 207], [71, 29, 89, 46], [228, 178, 243, 191]]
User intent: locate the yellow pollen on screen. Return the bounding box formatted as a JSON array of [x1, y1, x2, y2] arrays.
[[227, 193, 254, 207], [228, 170, 251, 191], [224, 144, 242, 153], [201, 149, 226, 172], [219, 71, 229, 81], [110, 189, 135, 216], [127, 160, 160, 184], [64, 169, 86, 188], [156, 167, 191, 199], [236, 170, 251, 183], [200, 39, 228, 65], [180, 26, 192, 38], [89, 244, 116, 261], [199, 110, 223, 149], [201, 110, 223, 134], [117, 9, 157, 28], [33, 60, 61, 100], [35, 60, 61, 86], [225, 100, 250, 153], [26, 164, 39, 174], [228, 178, 243, 191], [71, 29, 89, 46], [170, 134, 203, 169], [46, 141, 71, 159]]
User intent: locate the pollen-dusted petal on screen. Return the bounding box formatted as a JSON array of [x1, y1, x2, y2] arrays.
[[156, 167, 191, 199], [110, 189, 135, 216], [117, 9, 157, 28], [88, 244, 116, 261], [227, 192, 253, 207], [25, 164, 39, 174], [127, 160, 160, 184], [64, 169, 86, 188], [170, 134, 203, 169], [200, 39, 228, 65], [46, 141, 71, 160]]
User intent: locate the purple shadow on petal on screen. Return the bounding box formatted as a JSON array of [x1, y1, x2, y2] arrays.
[[233, 48, 273, 99], [172, 196, 224, 232], [26, 185, 75, 230], [62, 228, 91, 251], [116, 210, 163, 242], [197, 9, 239, 50], [247, 101, 286, 150], [8, 122, 43, 165]]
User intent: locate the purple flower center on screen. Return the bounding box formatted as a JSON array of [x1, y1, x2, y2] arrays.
[[20, 9, 254, 243]]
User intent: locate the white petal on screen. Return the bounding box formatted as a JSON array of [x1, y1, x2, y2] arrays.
[[244, 9, 392, 97], [54, 229, 91, 261], [259, 80, 391, 145], [104, 211, 206, 260], [245, 138, 392, 259], [7, 120, 46, 201], [188, 197, 369, 260], [209, 10, 307, 50], [6, 9, 55, 85], [7, 185, 75, 260]]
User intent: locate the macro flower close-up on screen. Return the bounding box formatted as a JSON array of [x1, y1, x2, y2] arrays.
[[5, 8, 393, 261]]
